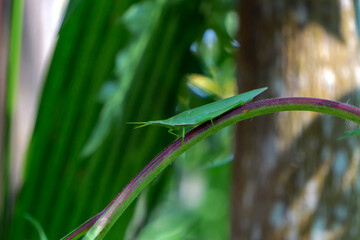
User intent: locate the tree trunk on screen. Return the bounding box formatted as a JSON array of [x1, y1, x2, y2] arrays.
[[234, 0, 360, 239]]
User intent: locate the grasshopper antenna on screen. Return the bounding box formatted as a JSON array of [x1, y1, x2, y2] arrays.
[[127, 122, 149, 129]]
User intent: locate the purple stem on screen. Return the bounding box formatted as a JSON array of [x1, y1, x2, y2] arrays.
[[67, 97, 360, 239]]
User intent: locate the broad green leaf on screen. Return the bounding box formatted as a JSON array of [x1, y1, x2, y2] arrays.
[[10, 1, 206, 240]]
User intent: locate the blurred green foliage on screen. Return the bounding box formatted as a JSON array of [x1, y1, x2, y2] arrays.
[[3, 0, 239, 239], [128, 1, 239, 239]]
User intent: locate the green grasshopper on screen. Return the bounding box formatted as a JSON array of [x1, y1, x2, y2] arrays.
[[128, 87, 267, 142]]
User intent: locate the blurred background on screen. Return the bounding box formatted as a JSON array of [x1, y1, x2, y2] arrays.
[[1, 0, 360, 239]]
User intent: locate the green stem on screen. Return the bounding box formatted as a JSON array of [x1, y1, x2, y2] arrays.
[[2, 0, 25, 236], [70, 97, 360, 240]]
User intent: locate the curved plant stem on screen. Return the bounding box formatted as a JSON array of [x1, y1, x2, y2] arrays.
[[68, 97, 360, 240]]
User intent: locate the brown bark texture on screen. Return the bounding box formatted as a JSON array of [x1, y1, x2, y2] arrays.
[[234, 0, 360, 239]]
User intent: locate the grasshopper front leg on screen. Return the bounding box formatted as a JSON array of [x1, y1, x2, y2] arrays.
[[182, 127, 185, 145], [168, 128, 179, 138], [168, 128, 185, 145]]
